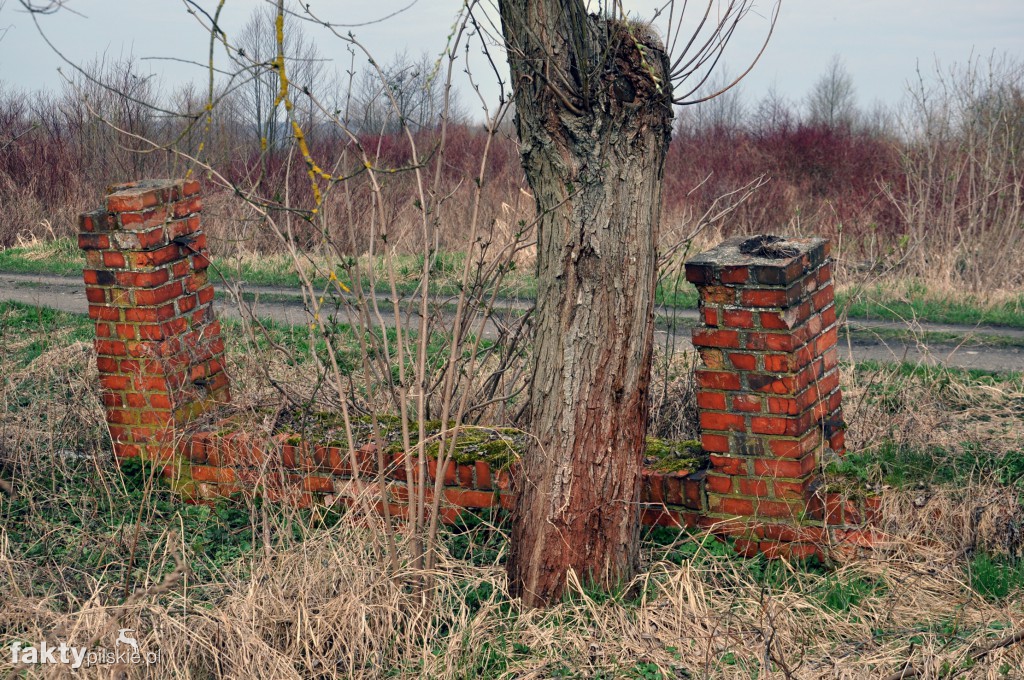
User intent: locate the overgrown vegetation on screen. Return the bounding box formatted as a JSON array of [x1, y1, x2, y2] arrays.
[[2, 1, 1022, 673], [2, 299, 1022, 678]]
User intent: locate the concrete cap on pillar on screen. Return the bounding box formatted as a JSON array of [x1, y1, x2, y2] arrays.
[[105, 178, 200, 216], [685, 235, 830, 287]]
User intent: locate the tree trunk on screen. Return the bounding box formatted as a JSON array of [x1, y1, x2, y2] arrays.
[[498, 1, 674, 607]]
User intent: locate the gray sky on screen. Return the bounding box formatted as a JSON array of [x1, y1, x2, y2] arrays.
[[1, 1, 1022, 117]]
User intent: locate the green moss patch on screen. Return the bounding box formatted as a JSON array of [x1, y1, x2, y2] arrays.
[[644, 437, 705, 474], [273, 412, 708, 473], [274, 412, 524, 470]]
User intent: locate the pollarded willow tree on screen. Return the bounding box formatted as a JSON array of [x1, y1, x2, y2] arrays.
[[496, 0, 777, 607], [21, 0, 775, 609]]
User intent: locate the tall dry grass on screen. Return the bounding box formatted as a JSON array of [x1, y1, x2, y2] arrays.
[[2, 309, 1022, 679], [6, 510, 1023, 679]]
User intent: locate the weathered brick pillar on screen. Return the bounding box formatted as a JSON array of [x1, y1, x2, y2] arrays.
[[78, 179, 229, 461], [685, 235, 844, 557]]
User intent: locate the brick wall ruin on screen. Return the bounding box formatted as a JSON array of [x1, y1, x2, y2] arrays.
[[78, 179, 229, 462], [79, 180, 877, 559]]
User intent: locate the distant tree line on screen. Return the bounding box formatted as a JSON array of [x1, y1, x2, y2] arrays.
[[0, 4, 1020, 288]]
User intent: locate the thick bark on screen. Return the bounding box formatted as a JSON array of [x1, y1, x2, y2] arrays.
[[498, 1, 674, 606]]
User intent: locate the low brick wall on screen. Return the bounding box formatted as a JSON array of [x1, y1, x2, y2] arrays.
[[168, 428, 710, 529], [162, 425, 877, 559], [78, 180, 877, 560]]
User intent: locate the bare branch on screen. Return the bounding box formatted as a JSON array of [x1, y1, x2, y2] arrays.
[[0, 122, 37, 152], [16, 0, 65, 14], [670, 0, 781, 105]]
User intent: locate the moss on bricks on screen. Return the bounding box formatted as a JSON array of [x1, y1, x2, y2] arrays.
[[270, 411, 707, 473], [644, 437, 706, 473]]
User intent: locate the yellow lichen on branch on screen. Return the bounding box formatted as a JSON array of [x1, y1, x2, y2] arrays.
[[269, 0, 348, 214], [272, 7, 289, 111]]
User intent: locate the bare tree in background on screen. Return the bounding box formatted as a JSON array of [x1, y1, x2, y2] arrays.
[[63, 57, 160, 179], [751, 83, 794, 133], [353, 51, 464, 134], [677, 69, 747, 133], [232, 3, 326, 152], [860, 99, 897, 136], [889, 54, 1024, 290], [495, 0, 777, 607], [806, 54, 858, 128]]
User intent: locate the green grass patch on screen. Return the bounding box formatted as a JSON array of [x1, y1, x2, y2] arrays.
[[212, 248, 538, 300], [0, 300, 94, 369], [851, 359, 1023, 385], [444, 507, 511, 567], [0, 456, 343, 603], [655, 273, 700, 309], [644, 525, 887, 614], [0, 238, 84, 276], [839, 282, 1024, 330], [826, 440, 1024, 490], [211, 253, 307, 288], [968, 552, 1024, 602]]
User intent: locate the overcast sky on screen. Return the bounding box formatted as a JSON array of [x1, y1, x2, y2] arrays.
[[1, 1, 1022, 118]]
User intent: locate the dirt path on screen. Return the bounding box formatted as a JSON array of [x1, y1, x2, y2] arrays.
[[2, 271, 1021, 374]]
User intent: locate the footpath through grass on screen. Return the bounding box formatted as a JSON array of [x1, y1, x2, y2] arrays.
[[4, 238, 1024, 330]]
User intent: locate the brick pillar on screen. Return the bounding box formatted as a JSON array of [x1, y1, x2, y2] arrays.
[[685, 235, 844, 555], [78, 179, 230, 461]]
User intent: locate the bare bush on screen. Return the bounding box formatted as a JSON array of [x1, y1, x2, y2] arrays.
[[887, 54, 1024, 291], [3, 38, 1023, 297]]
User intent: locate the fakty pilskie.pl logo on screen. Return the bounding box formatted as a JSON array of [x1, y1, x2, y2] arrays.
[[9, 628, 161, 669]]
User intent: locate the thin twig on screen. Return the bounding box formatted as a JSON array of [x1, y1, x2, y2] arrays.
[[880, 628, 1024, 680]]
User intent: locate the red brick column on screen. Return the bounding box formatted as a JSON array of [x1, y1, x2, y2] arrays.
[[685, 236, 844, 557], [78, 179, 229, 461]]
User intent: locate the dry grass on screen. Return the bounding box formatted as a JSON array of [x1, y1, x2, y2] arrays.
[[843, 364, 1022, 461], [1, 311, 1022, 678], [2, 493, 1022, 679], [649, 349, 701, 443]]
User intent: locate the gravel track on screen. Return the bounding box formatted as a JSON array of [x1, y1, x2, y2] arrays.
[[2, 271, 1021, 374]]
